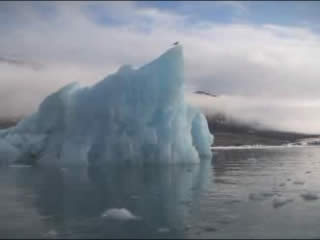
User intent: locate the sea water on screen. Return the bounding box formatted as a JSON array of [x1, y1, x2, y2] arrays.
[[1, 146, 320, 238]]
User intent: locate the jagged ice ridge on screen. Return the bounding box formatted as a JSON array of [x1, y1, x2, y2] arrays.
[[0, 45, 213, 166]]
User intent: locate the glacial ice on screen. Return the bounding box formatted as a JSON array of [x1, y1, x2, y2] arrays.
[[0, 45, 213, 166]]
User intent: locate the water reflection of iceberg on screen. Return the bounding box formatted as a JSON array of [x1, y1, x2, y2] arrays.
[[13, 157, 213, 238]]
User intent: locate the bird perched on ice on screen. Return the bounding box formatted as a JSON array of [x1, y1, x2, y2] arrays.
[[173, 41, 179, 46]]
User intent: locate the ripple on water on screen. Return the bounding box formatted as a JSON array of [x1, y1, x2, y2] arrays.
[[272, 197, 294, 208], [293, 180, 305, 185], [300, 192, 319, 201]]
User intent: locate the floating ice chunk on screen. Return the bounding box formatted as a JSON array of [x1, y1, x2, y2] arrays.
[[300, 192, 319, 201], [272, 197, 294, 208], [0, 45, 213, 166], [101, 208, 141, 221]]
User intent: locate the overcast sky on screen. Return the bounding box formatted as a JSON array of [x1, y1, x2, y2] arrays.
[[1, 1, 320, 133]]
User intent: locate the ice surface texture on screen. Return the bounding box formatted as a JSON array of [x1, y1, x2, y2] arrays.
[[0, 46, 213, 166]]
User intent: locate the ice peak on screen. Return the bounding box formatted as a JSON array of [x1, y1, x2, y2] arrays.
[[0, 44, 213, 167], [139, 45, 183, 72]]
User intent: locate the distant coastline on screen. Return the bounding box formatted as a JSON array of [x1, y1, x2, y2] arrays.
[[1, 116, 319, 147], [0, 118, 20, 130], [206, 113, 320, 146]]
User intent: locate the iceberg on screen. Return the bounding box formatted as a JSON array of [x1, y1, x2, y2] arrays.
[[0, 45, 213, 166]]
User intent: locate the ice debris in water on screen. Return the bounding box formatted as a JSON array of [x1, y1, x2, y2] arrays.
[[0, 45, 213, 166], [300, 192, 319, 201], [101, 208, 141, 221]]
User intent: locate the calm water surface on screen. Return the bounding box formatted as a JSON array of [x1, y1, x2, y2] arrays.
[[1, 146, 320, 238]]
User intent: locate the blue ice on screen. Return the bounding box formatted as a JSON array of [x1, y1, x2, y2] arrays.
[[0, 45, 213, 166]]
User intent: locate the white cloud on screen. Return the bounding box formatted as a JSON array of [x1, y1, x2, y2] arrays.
[[1, 2, 320, 133], [187, 94, 320, 134]]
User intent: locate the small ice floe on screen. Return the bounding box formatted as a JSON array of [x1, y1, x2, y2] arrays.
[[101, 208, 141, 221], [293, 180, 305, 185], [300, 192, 319, 201], [157, 227, 170, 233], [249, 192, 275, 201], [272, 197, 294, 209]]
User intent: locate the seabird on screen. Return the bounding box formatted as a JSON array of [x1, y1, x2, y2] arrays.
[[173, 41, 179, 45]]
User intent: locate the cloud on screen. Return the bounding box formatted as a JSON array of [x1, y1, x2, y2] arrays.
[[1, 2, 320, 133], [187, 94, 320, 134]]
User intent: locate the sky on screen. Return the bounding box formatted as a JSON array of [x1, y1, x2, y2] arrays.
[[1, 1, 320, 133]]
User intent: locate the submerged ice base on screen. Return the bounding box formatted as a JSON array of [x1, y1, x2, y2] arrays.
[[0, 46, 213, 166]]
